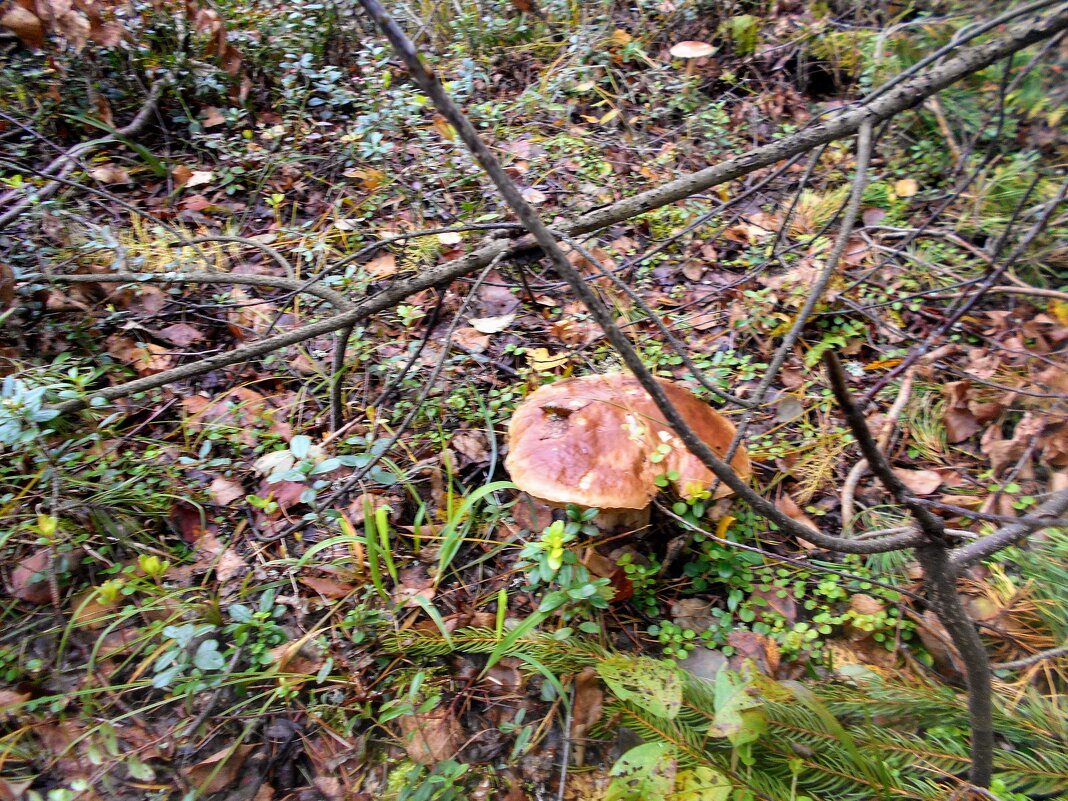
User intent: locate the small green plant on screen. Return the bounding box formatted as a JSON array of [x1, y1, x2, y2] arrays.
[[518, 507, 613, 621]]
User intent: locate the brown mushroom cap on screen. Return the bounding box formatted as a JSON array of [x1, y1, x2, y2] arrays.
[[669, 40, 715, 59], [505, 374, 751, 510]]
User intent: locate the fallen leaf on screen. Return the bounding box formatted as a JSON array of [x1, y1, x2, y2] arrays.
[[468, 313, 514, 334], [452, 327, 490, 353], [209, 476, 245, 506], [364, 253, 396, 279], [299, 577, 356, 599], [156, 323, 205, 347], [437, 231, 463, 246], [398, 710, 462, 765], [894, 178, 919, 197], [214, 548, 248, 584], [7, 549, 63, 604], [54, 9, 89, 50], [0, 689, 29, 720], [451, 430, 489, 463], [527, 347, 568, 372], [184, 169, 215, 189], [201, 107, 226, 127], [569, 667, 604, 767], [89, 164, 131, 184], [1, 6, 45, 49], [182, 745, 255, 794], [671, 598, 715, 632], [727, 630, 780, 676], [893, 468, 943, 495], [521, 187, 547, 204]]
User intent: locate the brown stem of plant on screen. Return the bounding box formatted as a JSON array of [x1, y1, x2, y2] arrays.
[[823, 350, 993, 786]]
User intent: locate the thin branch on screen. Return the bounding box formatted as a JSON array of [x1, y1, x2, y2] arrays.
[[823, 350, 993, 786], [824, 352, 948, 541], [991, 643, 1068, 671], [0, 77, 171, 228], [950, 488, 1068, 569]]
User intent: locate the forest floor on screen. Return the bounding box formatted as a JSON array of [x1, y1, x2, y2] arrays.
[[1, 2, 1067, 800]]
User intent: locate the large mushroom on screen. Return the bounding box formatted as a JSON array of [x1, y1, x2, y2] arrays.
[[505, 373, 750, 531]]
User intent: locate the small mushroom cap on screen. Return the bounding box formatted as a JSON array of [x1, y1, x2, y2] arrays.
[[505, 374, 751, 510], [669, 40, 715, 59]]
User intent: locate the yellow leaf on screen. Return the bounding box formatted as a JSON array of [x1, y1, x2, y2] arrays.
[[599, 108, 620, 124], [432, 115, 456, 141], [715, 515, 735, 538], [527, 347, 568, 372], [894, 178, 918, 197]]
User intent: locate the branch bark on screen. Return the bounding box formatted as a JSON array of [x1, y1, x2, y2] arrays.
[[824, 351, 993, 786], [0, 77, 170, 229]]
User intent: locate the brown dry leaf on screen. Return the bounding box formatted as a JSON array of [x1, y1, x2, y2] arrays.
[[214, 547, 247, 583], [451, 430, 489, 463], [299, 576, 356, 599], [727, 630, 780, 676], [171, 164, 193, 186], [7, 549, 55, 604], [452, 327, 490, 353], [184, 169, 214, 188], [89, 163, 131, 184], [913, 610, 964, 675], [398, 710, 462, 765], [89, 20, 122, 47], [671, 598, 715, 632], [468, 313, 514, 334], [227, 287, 278, 339], [201, 107, 226, 127], [521, 187, 547, 204], [54, 9, 88, 50], [0, 689, 30, 720], [775, 493, 818, 548], [156, 322, 205, 347], [569, 667, 604, 767], [481, 657, 524, 694], [893, 468, 943, 495], [364, 253, 396, 278], [209, 476, 244, 506], [182, 744, 255, 795], [527, 347, 568, 372], [942, 381, 980, 443], [850, 594, 885, 616], [0, 262, 15, 311], [1, 6, 45, 49]]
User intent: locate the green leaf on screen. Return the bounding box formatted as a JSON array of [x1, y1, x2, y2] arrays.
[[709, 670, 766, 747], [606, 742, 677, 801], [193, 640, 225, 671], [290, 435, 312, 459], [598, 656, 683, 720], [672, 766, 732, 801]]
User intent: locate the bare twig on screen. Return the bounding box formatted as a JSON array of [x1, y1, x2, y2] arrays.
[[991, 643, 1068, 671], [950, 488, 1068, 569], [824, 350, 992, 786], [0, 77, 170, 228]]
